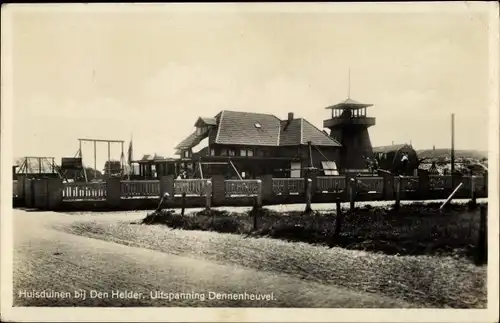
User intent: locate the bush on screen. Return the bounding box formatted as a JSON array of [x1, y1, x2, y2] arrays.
[[142, 203, 486, 261]]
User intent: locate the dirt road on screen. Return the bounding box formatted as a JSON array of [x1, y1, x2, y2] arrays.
[[12, 209, 411, 307]]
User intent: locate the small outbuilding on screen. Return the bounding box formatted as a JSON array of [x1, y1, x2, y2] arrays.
[[372, 144, 419, 175]]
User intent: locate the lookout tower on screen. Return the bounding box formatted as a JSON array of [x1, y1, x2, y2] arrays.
[[323, 98, 376, 169]]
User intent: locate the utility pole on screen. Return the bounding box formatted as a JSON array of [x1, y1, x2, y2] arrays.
[[451, 113, 455, 188], [94, 140, 97, 179]]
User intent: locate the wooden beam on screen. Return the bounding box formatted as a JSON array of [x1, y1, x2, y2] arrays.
[[199, 162, 229, 165], [440, 182, 463, 210], [229, 159, 243, 180], [78, 138, 124, 143]]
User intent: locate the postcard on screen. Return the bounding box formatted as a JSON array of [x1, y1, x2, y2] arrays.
[[1, 2, 498, 322]]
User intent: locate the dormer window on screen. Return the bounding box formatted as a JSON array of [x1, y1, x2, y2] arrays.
[[254, 123, 261, 128], [196, 126, 208, 136]]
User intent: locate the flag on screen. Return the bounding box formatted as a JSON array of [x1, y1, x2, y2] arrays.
[[127, 135, 133, 166]]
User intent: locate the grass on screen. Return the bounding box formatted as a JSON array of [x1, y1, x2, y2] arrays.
[[142, 202, 486, 261], [60, 202, 487, 308]]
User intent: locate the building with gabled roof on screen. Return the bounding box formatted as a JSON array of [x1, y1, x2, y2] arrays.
[[173, 110, 341, 179]]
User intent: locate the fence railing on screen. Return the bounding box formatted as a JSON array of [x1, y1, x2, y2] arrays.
[[174, 179, 209, 196], [63, 182, 107, 201], [316, 176, 346, 193], [429, 175, 453, 190], [272, 178, 306, 195], [356, 176, 384, 192], [400, 176, 419, 192], [121, 180, 160, 199], [225, 179, 261, 197], [46, 174, 488, 204]]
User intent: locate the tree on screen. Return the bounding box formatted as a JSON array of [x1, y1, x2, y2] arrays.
[[84, 167, 103, 181], [103, 160, 122, 177]]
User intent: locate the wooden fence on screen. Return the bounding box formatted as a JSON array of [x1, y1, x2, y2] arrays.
[[13, 173, 488, 210], [225, 179, 261, 197], [316, 176, 346, 193], [174, 179, 209, 197], [400, 176, 419, 192], [62, 182, 107, 201], [272, 178, 305, 195], [121, 180, 160, 199]]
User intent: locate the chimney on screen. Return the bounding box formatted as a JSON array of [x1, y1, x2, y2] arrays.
[[284, 112, 294, 131]]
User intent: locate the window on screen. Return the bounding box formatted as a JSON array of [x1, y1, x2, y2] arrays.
[[210, 148, 215, 156], [240, 149, 247, 157], [247, 149, 254, 157], [221, 149, 228, 156], [228, 149, 236, 156], [256, 149, 265, 157], [196, 126, 207, 136], [183, 151, 190, 158]]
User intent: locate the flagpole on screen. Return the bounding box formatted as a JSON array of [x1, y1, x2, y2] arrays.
[[128, 133, 133, 180]]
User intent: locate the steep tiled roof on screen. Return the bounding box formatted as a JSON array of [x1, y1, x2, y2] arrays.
[[176, 110, 342, 152], [279, 118, 340, 146], [194, 117, 217, 127], [279, 119, 302, 146], [301, 119, 341, 146], [215, 110, 281, 146], [174, 131, 207, 150]]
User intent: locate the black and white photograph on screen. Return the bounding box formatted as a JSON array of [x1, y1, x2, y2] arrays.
[[1, 2, 498, 322]]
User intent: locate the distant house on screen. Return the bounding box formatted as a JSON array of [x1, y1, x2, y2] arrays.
[[129, 154, 177, 179], [174, 110, 342, 178], [373, 144, 419, 174]]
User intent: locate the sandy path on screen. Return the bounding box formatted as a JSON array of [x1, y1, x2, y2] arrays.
[[12, 209, 411, 308]]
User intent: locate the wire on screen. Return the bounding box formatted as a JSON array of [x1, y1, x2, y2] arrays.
[[312, 143, 331, 162]]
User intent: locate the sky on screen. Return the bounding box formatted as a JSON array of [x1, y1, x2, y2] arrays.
[[6, 4, 493, 170]]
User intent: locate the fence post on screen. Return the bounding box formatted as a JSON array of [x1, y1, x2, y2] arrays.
[[181, 192, 186, 216], [205, 180, 212, 211], [47, 178, 63, 210], [256, 179, 263, 208], [334, 198, 343, 237], [394, 176, 401, 210], [305, 178, 312, 213], [106, 178, 122, 209], [211, 175, 225, 206], [475, 205, 488, 265], [470, 176, 477, 208], [483, 172, 488, 197], [349, 178, 355, 211], [261, 175, 273, 202]]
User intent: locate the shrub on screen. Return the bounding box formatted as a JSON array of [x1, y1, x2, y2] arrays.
[[142, 203, 486, 261]]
